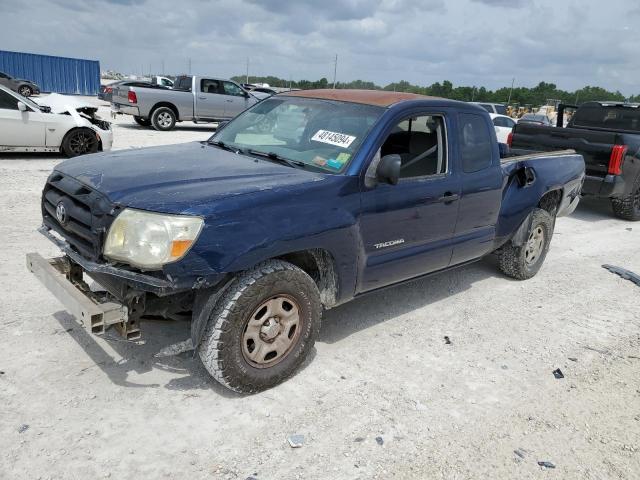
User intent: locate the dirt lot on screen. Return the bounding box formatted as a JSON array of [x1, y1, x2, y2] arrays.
[[1, 99, 639, 479]]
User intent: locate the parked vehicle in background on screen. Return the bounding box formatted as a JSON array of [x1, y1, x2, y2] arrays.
[[27, 90, 584, 392], [490, 113, 517, 143], [510, 101, 640, 220], [470, 102, 508, 115], [519, 113, 552, 126], [152, 76, 174, 88], [111, 75, 260, 130], [0, 70, 41, 97], [98, 80, 157, 102], [0, 85, 112, 156]]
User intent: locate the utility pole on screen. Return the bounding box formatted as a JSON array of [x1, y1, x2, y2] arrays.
[[246, 57, 250, 84], [471, 86, 476, 101], [507, 77, 515, 104], [332, 54, 338, 89]]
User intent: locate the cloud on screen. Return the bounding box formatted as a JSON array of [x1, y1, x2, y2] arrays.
[[0, 0, 637, 95]]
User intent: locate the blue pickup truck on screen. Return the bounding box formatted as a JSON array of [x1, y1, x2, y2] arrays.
[[27, 89, 585, 393]]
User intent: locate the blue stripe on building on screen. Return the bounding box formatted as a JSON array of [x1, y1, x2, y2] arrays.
[[0, 50, 100, 96]]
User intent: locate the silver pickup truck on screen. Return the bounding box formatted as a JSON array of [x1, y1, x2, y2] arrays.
[[111, 75, 262, 131]]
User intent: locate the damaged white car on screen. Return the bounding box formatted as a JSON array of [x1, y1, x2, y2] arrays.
[[0, 85, 112, 157]]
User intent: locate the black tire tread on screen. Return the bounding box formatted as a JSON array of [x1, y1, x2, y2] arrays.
[[498, 208, 554, 280], [198, 259, 321, 393], [611, 177, 640, 221]]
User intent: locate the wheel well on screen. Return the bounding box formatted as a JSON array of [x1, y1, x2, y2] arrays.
[[151, 102, 179, 121], [538, 189, 562, 215], [278, 249, 338, 308], [61, 127, 99, 148]]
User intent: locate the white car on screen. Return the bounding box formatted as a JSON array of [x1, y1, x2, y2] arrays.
[[490, 113, 518, 144], [0, 85, 113, 157]]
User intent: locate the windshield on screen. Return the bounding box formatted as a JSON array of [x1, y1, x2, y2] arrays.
[[495, 104, 507, 115], [210, 96, 384, 173]]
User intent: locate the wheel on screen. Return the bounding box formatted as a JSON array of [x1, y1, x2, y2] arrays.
[[198, 260, 322, 393], [151, 107, 176, 131], [61, 129, 99, 157], [611, 178, 640, 221], [497, 208, 554, 280], [133, 116, 151, 127], [18, 85, 33, 97]]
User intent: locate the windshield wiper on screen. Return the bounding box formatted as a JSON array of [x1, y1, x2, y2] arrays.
[[246, 149, 306, 168], [208, 140, 243, 154]]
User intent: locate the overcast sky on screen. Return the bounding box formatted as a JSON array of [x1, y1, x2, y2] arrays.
[[1, 0, 639, 94]]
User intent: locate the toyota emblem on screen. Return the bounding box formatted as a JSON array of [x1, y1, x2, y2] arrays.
[[56, 202, 68, 225]]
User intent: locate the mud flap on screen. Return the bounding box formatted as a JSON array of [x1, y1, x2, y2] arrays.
[[510, 212, 534, 247], [190, 277, 235, 350]]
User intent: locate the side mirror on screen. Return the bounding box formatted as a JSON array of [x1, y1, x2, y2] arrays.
[[377, 154, 401, 185], [17, 102, 27, 112]]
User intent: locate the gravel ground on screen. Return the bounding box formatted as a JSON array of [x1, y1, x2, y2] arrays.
[[1, 98, 639, 479]]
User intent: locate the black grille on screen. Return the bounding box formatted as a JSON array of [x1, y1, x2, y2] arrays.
[[42, 172, 117, 261]]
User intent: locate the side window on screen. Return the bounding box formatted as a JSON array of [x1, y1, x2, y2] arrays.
[[0, 90, 19, 110], [479, 104, 493, 113], [201, 79, 221, 94], [222, 81, 245, 97], [459, 113, 493, 173], [493, 116, 515, 128], [175, 77, 192, 91], [380, 114, 447, 179]]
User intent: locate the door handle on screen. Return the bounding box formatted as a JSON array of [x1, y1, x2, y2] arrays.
[[438, 192, 459, 203], [226, 99, 233, 103], [198, 96, 206, 100]]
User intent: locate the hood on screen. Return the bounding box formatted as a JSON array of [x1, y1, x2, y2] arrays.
[[54, 142, 329, 214], [36, 93, 98, 114]]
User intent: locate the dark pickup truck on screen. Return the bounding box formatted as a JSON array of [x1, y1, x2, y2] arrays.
[[26, 90, 584, 393], [510, 101, 640, 220]]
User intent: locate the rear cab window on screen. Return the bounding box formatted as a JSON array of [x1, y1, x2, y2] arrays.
[[572, 105, 640, 132], [458, 113, 493, 172]]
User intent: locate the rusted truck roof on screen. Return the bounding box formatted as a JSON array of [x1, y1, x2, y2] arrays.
[[283, 89, 438, 107]]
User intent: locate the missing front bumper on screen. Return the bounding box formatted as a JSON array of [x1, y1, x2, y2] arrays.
[[26, 253, 140, 340]]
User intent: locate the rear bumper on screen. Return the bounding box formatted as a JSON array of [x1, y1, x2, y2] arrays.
[[582, 174, 627, 198], [25, 252, 139, 339], [111, 103, 140, 116]]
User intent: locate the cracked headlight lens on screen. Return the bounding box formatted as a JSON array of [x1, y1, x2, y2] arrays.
[[104, 208, 203, 269]]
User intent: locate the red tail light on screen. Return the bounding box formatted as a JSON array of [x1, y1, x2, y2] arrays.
[[506, 131, 514, 148], [128, 90, 137, 104], [608, 145, 628, 175], [105, 87, 113, 93]]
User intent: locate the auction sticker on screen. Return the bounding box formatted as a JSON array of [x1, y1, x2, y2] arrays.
[[311, 130, 356, 148]]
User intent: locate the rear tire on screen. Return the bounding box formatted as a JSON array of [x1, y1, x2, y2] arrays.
[[497, 208, 554, 280], [18, 85, 33, 97], [198, 260, 322, 393], [61, 128, 100, 157], [133, 116, 151, 127], [611, 178, 640, 221], [151, 107, 176, 131]]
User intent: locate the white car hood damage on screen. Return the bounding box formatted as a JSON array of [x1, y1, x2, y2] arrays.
[[37, 94, 105, 127]]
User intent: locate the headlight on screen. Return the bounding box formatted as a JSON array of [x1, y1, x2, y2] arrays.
[[103, 208, 203, 269]]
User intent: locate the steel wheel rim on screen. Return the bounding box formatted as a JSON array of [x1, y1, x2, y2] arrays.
[[242, 295, 302, 368], [157, 112, 173, 127], [524, 225, 545, 266], [19, 86, 31, 96], [68, 131, 97, 155]]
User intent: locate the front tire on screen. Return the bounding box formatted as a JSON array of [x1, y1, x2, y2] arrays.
[[61, 128, 99, 157], [151, 107, 176, 131], [198, 260, 322, 393], [611, 178, 640, 221], [133, 116, 152, 127], [497, 208, 554, 280], [18, 85, 33, 97]]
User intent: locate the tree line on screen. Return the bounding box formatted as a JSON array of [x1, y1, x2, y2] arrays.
[[232, 75, 639, 106]]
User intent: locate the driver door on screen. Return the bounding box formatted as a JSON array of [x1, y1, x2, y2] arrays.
[[221, 81, 253, 118], [357, 111, 461, 293], [0, 89, 45, 147]]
